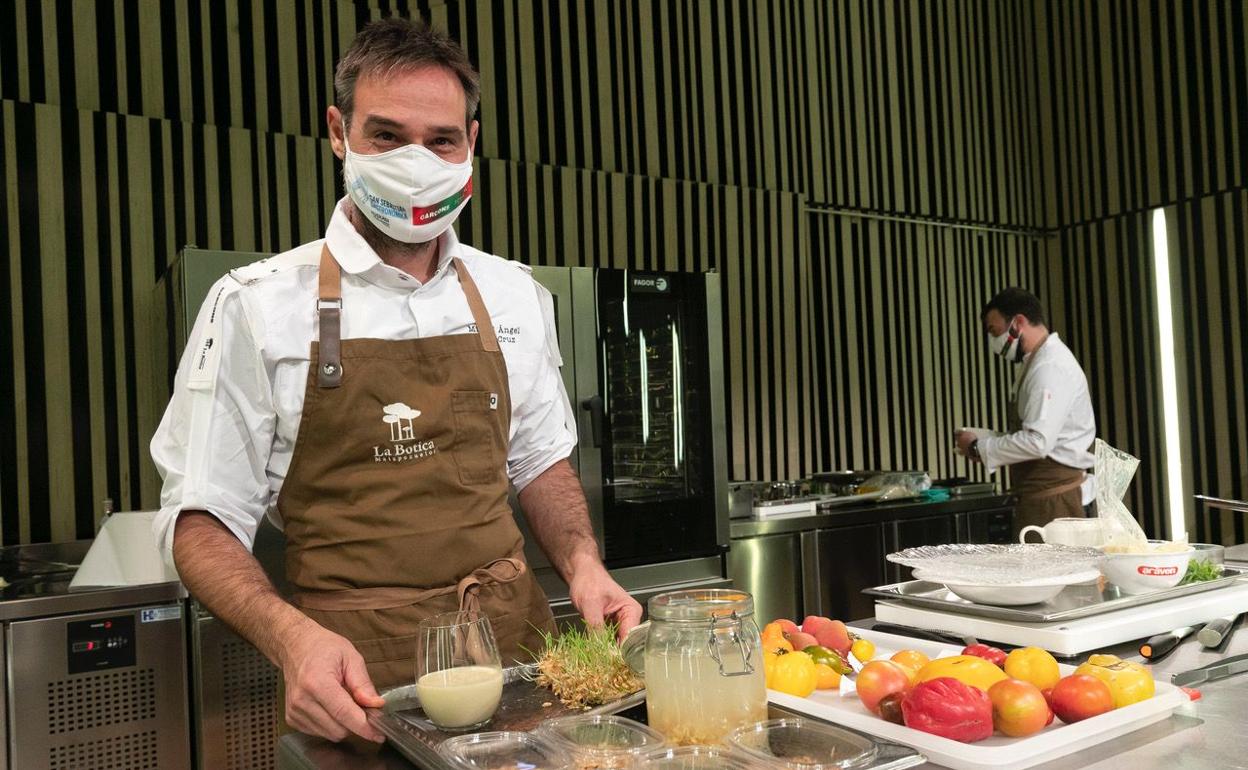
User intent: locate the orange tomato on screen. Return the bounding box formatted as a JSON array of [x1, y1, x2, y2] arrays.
[[891, 649, 932, 672], [915, 656, 1008, 692], [814, 662, 842, 690]]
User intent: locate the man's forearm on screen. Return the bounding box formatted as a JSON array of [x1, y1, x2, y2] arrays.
[[173, 511, 310, 667], [517, 459, 602, 581]]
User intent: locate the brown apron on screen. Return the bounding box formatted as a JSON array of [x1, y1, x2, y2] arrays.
[[276, 245, 555, 691], [1006, 335, 1088, 536]]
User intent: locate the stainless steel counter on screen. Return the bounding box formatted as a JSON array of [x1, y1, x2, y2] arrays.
[[730, 492, 1014, 538], [277, 616, 1248, 769]]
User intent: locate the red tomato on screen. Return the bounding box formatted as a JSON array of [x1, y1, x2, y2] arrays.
[[1050, 674, 1114, 723], [901, 677, 994, 743], [961, 643, 1008, 668], [988, 678, 1052, 737], [856, 660, 912, 714]]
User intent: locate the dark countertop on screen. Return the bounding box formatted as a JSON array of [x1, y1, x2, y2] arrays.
[[729, 492, 1014, 538], [278, 616, 1246, 770]]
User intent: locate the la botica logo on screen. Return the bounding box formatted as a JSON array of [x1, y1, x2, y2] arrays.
[[373, 402, 438, 463]]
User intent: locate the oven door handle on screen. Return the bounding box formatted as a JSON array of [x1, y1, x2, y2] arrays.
[[580, 395, 604, 448]]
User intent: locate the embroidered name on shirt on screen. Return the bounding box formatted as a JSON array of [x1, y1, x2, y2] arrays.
[[467, 323, 521, 344], [374, 402, 439, 464]]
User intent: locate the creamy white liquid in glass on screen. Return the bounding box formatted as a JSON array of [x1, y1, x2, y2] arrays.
[[415, 665, 504, 729]]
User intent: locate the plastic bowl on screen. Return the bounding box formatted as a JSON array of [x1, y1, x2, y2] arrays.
[[536, 714, 666, 769], [1099, 546, 1194, 594], [727, 718, 878, 769], [635, 745, 760, 770], [438, 731, 572, 770]]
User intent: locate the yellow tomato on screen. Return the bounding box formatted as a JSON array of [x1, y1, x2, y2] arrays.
[[814, 662, 842, 690], [1074, 655, 1154, 708], [764, 637, 794, 655], [891, 649, 931, 671], [915, 655, 1009, 692], [851, 637, 876, 663], [770, 650, 818, 698], [1004, 647, 1061, 691], [763, 649, 780, 688]]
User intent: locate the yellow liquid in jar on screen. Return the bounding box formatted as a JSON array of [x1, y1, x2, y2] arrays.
[[643, 648, 767, 745], [416, 665, 503, 729]]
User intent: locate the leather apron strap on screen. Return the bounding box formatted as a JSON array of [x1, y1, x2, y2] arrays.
[[291, 557, 526, 614], [317, 245, 344, 388], [452, 256, 500, 353]]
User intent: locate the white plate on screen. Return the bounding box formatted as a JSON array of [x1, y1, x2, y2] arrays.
[[910, 568, 1105, 607], [767, 627, 1188, 770]]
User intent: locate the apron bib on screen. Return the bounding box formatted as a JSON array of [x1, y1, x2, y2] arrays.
[[1005, 336, 1087, 536], [276, 245, 555, 691]]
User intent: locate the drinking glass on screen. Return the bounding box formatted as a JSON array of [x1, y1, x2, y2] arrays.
[[414, 611, 504, 731]]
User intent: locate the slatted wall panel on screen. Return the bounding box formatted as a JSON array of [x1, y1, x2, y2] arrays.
[[809, 217, 1048, 481], [1034, 0, 1248, 227], [2, 0, 1042, 542], [1045, 218, 1168, 539], [1171, 191, 1248, 545]]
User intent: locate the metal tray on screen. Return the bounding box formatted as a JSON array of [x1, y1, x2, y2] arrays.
[[863, 566, 1248, 623], [368, 665, 925, 769]]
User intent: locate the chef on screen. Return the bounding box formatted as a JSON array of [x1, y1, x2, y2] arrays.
[[151, 18, 641, 744], [955, 287, 1097, 535]]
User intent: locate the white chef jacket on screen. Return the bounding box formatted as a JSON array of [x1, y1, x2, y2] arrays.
[[978, 333, 1097, 504], [151, 199, 577, 557]]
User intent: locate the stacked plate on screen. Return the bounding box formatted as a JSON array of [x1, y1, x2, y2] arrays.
[[887, 544, 1103, 606]]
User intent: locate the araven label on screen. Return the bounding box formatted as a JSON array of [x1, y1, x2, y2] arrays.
[[1137, 565, 1179, 576]]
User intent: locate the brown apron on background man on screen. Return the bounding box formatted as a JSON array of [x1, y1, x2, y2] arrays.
[[276, 245, 555, 692], [1005, 335, 1090, 536]]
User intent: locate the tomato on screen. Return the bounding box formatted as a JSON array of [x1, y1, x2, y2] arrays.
[[851, 637, 877, 663], [855, 660, 912, 714], [915, 655, 1008, 692], [802, 616, 852, 657], [764, 637, 795, 655], [877, 692, 906, 725], [803, 645, 853, 675], [770, 650, 818, 697], [1049, 674, 1114, 723], [891, 649, 931, 671], [763, 650, 780, 688], [962, 643, 1007, 668], [987, 678, 1052, 737], [1074, 655, 1155, 709], [814, 662, 841, 690], [901, 677, 994, 743], [1004, 647, 1061, 691]]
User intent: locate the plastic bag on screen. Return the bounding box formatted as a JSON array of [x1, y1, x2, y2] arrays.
[[858, 472, 931, 501], [1094, 439, 1150, 547]]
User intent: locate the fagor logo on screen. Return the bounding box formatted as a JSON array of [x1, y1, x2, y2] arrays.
[[373, 402, 438, 463], [630, 275, 670, 293], [1137, 565, 1179, 577]]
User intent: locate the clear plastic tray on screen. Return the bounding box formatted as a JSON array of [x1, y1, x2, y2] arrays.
[[728, 718, 880, 769], [886, 543, 1103, 584], [438, 730, 571, 769], [537, 714, 666, 768], [634, 745, 758, 770]]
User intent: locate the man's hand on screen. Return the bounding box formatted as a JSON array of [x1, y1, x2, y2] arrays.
[[568, 559, 643, 639], [955, 430, 979, 460], [280, 618, 386, 743]]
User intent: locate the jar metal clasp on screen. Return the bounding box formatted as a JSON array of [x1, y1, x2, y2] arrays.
[[706, 612, 756, 677]]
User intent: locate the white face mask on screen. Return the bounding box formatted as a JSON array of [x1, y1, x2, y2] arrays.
[[342, 132, 473, 244], [990, 320, 1023, 363]]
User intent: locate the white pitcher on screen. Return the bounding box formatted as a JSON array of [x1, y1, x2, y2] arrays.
[[1019, 517, 1106, 547]]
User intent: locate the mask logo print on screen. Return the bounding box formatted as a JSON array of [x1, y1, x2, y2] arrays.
[[374, 402, 438, 463]]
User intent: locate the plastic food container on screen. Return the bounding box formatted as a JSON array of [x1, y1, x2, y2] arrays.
[[536, 715, 667, 769], [634, 745, 760, 770], [438, 731, 572, 770], [727, 718, 879, 769]]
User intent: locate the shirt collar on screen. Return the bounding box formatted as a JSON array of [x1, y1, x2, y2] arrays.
[[324, 197, 461, 289]]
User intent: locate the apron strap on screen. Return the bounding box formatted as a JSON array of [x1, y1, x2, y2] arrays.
[[316, 244, 344, 388], [290, 557, 527, 613], [453, 257, 500, 353]]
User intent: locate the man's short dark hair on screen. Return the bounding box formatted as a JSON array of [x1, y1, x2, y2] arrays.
[[982, 287, 1047, 326], [334, 18, 480, 128]]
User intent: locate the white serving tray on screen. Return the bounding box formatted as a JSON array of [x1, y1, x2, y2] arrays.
[[874, 580, 1248, 656], [767, 628, 1188, 770]]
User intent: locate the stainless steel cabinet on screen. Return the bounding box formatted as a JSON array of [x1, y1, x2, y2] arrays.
[[804, 524, 886, 622], [726, 533, 802, 624], [956, 507, 1014, 544], [884, 515, 957, 583]]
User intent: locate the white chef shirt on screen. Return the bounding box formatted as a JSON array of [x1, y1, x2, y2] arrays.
[[978, 333, 1097, 504], [151, 199, 577, 557]]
